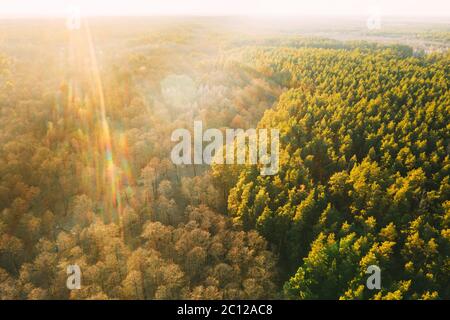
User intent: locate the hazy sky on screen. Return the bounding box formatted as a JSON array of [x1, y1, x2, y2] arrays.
[[0, 0, 449, 17]]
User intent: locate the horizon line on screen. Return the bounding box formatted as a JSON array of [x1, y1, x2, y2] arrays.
[[0, 13, 449, 19]]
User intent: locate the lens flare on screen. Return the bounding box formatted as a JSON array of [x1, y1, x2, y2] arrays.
[[63, 15, 134, 239]]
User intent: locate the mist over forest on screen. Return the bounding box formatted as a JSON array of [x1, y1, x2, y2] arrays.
[[0, 15, 448, 300]]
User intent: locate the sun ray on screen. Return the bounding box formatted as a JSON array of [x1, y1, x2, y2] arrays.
[[63, 15, 135, 239]]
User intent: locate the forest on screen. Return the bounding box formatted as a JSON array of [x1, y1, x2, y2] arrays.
[[0, 17, 448, 300]]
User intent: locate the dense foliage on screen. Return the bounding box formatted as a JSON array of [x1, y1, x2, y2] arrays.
[[0, 21, 279, 299], [227, 47, 449, 299], [0, 18, 448, 300]]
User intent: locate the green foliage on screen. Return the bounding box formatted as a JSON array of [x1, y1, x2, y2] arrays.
[[228, 46, 449, 299]]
